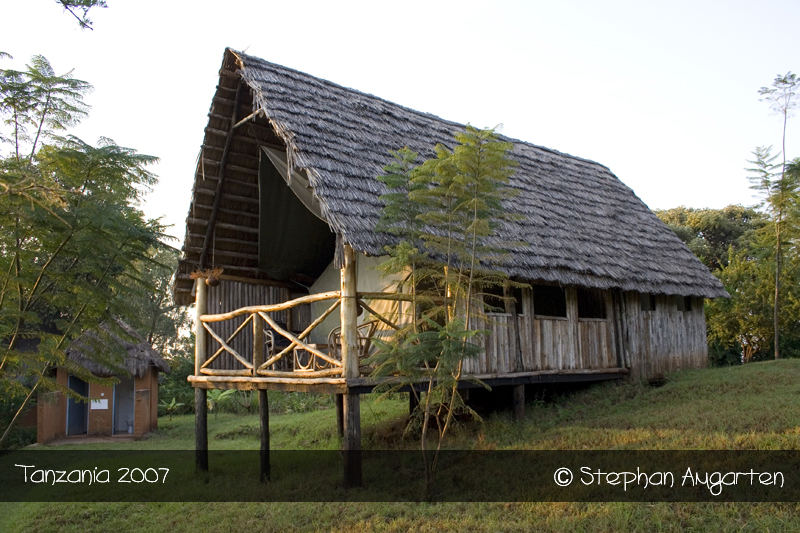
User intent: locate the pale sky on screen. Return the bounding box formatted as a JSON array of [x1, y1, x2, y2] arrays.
[[4, 0, 799, 241]]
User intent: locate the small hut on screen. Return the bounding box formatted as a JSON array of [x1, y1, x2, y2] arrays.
[[37, 322, 169, 444]]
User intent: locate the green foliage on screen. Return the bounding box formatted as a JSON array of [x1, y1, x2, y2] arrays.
[[55, 0, 108, 30], [369, 126, 516, 488], [655, 205, 767, 272], [0, 55, 176, 446], [206, 389, 235, 416], [158, 397, 185, 420], [158, 344, 196, 415]]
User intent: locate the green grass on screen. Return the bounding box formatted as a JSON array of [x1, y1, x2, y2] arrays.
[[2, 360, 800, 532]]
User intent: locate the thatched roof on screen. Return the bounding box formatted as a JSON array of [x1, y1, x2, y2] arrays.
[[66, 321, 169, 378], [174, 48, 726, 303]]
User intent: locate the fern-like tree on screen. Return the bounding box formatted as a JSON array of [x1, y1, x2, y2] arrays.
[[369, 126, 517, 490], [754, 72, 800, 360], [0, 55, 171, 447]]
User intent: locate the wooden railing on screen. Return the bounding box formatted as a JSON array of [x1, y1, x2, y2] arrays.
[[195, 289, 405, 379]]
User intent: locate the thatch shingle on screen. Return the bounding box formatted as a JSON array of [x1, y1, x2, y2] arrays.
[[176, 49, 727, 301], [66, 321, 169, 378]]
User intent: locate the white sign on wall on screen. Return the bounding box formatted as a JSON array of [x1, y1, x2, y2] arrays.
[[90, 399, 108, 410]]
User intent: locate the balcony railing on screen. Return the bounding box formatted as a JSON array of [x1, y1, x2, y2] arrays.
[[195, 290, 405, 379]]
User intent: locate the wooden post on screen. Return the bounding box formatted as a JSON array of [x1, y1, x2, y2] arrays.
[[342, 393, 361, 487], [335, 394, 344, 438], [566, 287, 578, 369], [253, 312, 264, 374], [340, 244, 360, 379], [253, 312, 270, 482], [259, 390, 270, 482], [504, 281, 524, 372], [408, 389, 418, 417], [339, 243, 362, 487], [512, 384, 525, 420], [194, 279, 208, 472]]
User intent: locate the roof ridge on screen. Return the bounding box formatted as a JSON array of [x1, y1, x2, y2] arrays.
[[231, 48, 611, 172]]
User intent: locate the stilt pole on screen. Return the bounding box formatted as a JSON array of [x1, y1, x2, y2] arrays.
[[194, 279, 209, 472], [340, 244, 362, 487]]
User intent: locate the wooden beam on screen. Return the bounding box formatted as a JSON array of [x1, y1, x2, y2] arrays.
[[512, 384, 525, 420], [187, 217, 259, 235], [259, 390, 270, 482], [195, 388, 208, 472], [193, 188, 259, 206], [200, 81, 243, 269], [339, 244, 362, 487], [194, 278, 209, 472], [335, 394, 344, 438], [186, 246, 258, 262], [342, 392, 361, 487], [340, 245, 359, 379], [253, 312, 265, 373], [409, 391, 418, 417], [233, 108, 264, 130], [504, 281, 524, 372], [194, 279, 208, 376], [200, 291, 340, 322]]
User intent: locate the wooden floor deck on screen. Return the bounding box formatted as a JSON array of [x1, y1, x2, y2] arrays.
[[188, 367, 628, 394]]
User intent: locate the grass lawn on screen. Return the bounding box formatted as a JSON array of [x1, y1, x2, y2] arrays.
[[2, 360, 800, 531]]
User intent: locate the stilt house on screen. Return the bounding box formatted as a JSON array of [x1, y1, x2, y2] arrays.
[[174, 49, 727, 481]]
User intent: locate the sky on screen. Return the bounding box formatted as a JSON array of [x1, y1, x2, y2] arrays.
[[4, 0, 800, 242]]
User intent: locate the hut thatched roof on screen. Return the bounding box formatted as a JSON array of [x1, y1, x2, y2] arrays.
[[66, 321, 169, 378], [174, 48, 726, 304]]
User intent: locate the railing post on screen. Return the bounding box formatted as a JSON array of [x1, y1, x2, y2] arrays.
[[340, 244, 360, 379], [339, 243, 362, 486], [253, 312, 264, 374], [194, 279, 208, 472]]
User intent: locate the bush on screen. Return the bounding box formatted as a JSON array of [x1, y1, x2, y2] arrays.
[[158, 353, 195, 415]]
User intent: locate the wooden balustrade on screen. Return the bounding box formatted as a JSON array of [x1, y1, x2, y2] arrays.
[[195, 289, 410, 379]]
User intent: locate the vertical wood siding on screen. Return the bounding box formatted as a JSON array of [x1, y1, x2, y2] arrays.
[[204, 280, 290, 370], [464, 289, 707, 379], [616, 293, 707, 380]]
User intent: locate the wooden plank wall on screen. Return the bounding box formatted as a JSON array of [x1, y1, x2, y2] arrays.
[[463, 288, 617, 375], [617, 293, 707, 380], [463, 288, 706, 379], [204, 279, 296, 370]]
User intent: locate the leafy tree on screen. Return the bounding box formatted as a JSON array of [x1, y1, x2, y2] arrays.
[[0, 55, 170, 447], [120, 246, 191, 357], [656, 205, 767, 272], [369, 126, 517, 490], [755, 72, 800, 360], [55, 0, 108, 30]]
